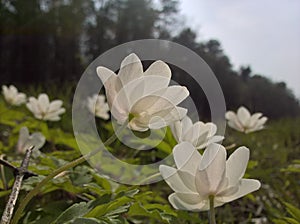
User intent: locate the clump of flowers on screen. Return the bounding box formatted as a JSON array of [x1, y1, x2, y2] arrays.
[[170, 116, 224, 149], [159, 142, 261, 211], [2, 85, 26, 106], [26, 93, 65, 121], [0, 53, 265, 224], [225, 106, 267, 133], [16, 127, 45, 154], [97, 53, 189, 131], [87, 94, 110, 120]]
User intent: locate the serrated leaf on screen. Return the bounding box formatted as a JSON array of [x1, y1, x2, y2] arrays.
[[128, 202, 172, 223]]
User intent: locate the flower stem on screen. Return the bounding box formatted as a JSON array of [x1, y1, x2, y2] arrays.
[[0, 155, 8, 190], [11, 125, 124, 224], [208, 195, 216, 224]]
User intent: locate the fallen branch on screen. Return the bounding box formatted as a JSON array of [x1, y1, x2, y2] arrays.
[[0, 147, 34, 224]]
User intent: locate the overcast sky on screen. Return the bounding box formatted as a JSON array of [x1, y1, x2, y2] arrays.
[[179, 0, 300, 98]]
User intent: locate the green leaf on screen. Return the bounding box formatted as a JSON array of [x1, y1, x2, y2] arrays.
[[128, 202, 173, 223], [86, 195, 131, 218], [51, 202, 92, 224], [0, 189, 11, 197], [283, 217, 300, 224], [72, 217, 101, 224], [272, 219, 288, 224], [284, 202, 300, 221]]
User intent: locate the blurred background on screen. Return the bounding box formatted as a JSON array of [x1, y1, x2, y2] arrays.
[[0, 0, 299, 119]]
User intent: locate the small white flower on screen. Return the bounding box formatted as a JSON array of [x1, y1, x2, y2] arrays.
[[2, 85, 26, 106], [225, 106, 267, 133], [87, 94, 110, 120], [170, 116, 224, 149], [17, 127, 46, 154], [26, 93, 66, 121], [159, 142, 261, 211], [97, 53, 189, 131]]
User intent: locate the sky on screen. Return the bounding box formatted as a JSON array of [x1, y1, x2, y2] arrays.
[[179, 0, 300, 98]]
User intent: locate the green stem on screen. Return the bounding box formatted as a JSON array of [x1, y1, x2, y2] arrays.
[[209, 195, 216, 224], [138, 172, 161, 185], [0, 155, 8, 190], [11, 125, 124, 224]]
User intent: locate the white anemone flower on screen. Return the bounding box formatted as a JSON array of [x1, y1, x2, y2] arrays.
[[159, 142, 261, 211], [17, 127, 46, 154], [87, 94, 110, 120], [97, 53, 189, 131], [2, 85, 26, 106], [225, 106, 267, 133], [170, 116, 224, 149], [26, 93, 66, 121]]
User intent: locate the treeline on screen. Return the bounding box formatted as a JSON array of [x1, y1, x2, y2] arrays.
[[0, 0, 299, 118]]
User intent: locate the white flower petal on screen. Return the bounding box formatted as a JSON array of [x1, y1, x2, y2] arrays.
[[17, 127, 30, 153], [168, 193, 209, 211], [2, 85, 8, 96], [46, 115, 61, 121], [29, 133, 46, 151], [177, 170, 197, 192], [155, 86, 189, 109], [141, 75, 170, 96], [96, 66, 116, 84], [170, 120, 182, 142], [225, 111, 236, 120], [27, 97, 40, 115], [226, 110, 244, 132], [118, 53, 143, 86], [192, 131, 209, 149], [173, 142, 202, 175], [48, 100, 63, 112], [218, 179, 261, 203], [148, 106, 187, 129], [248, 113, 263, 128], [17, 127, 45, 154], [255, 117, 268, 128], [200, 135, 224, 149], [38, 94, 50, 113], [182, 121, 203, 143], [117, 77, 145, 109], [132, 86, 189, 117], [15, 93, 26, 105], [226, 146, 249, 186], [195, 168, 211, 197], [43, 108, 65, 121], [159, 165, 193, 193], [196, 143, 227, 194], [203, 123, 217, 137], [102, 77, 121, 109], [174, 192, 205, 204], [237, 106, 251, 126], [181, 116, 194, 136], [143, 60, 171, 79], [227, 120, 244, 132], [217, 185, 239, 197], [9, 85, 18, 96]]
